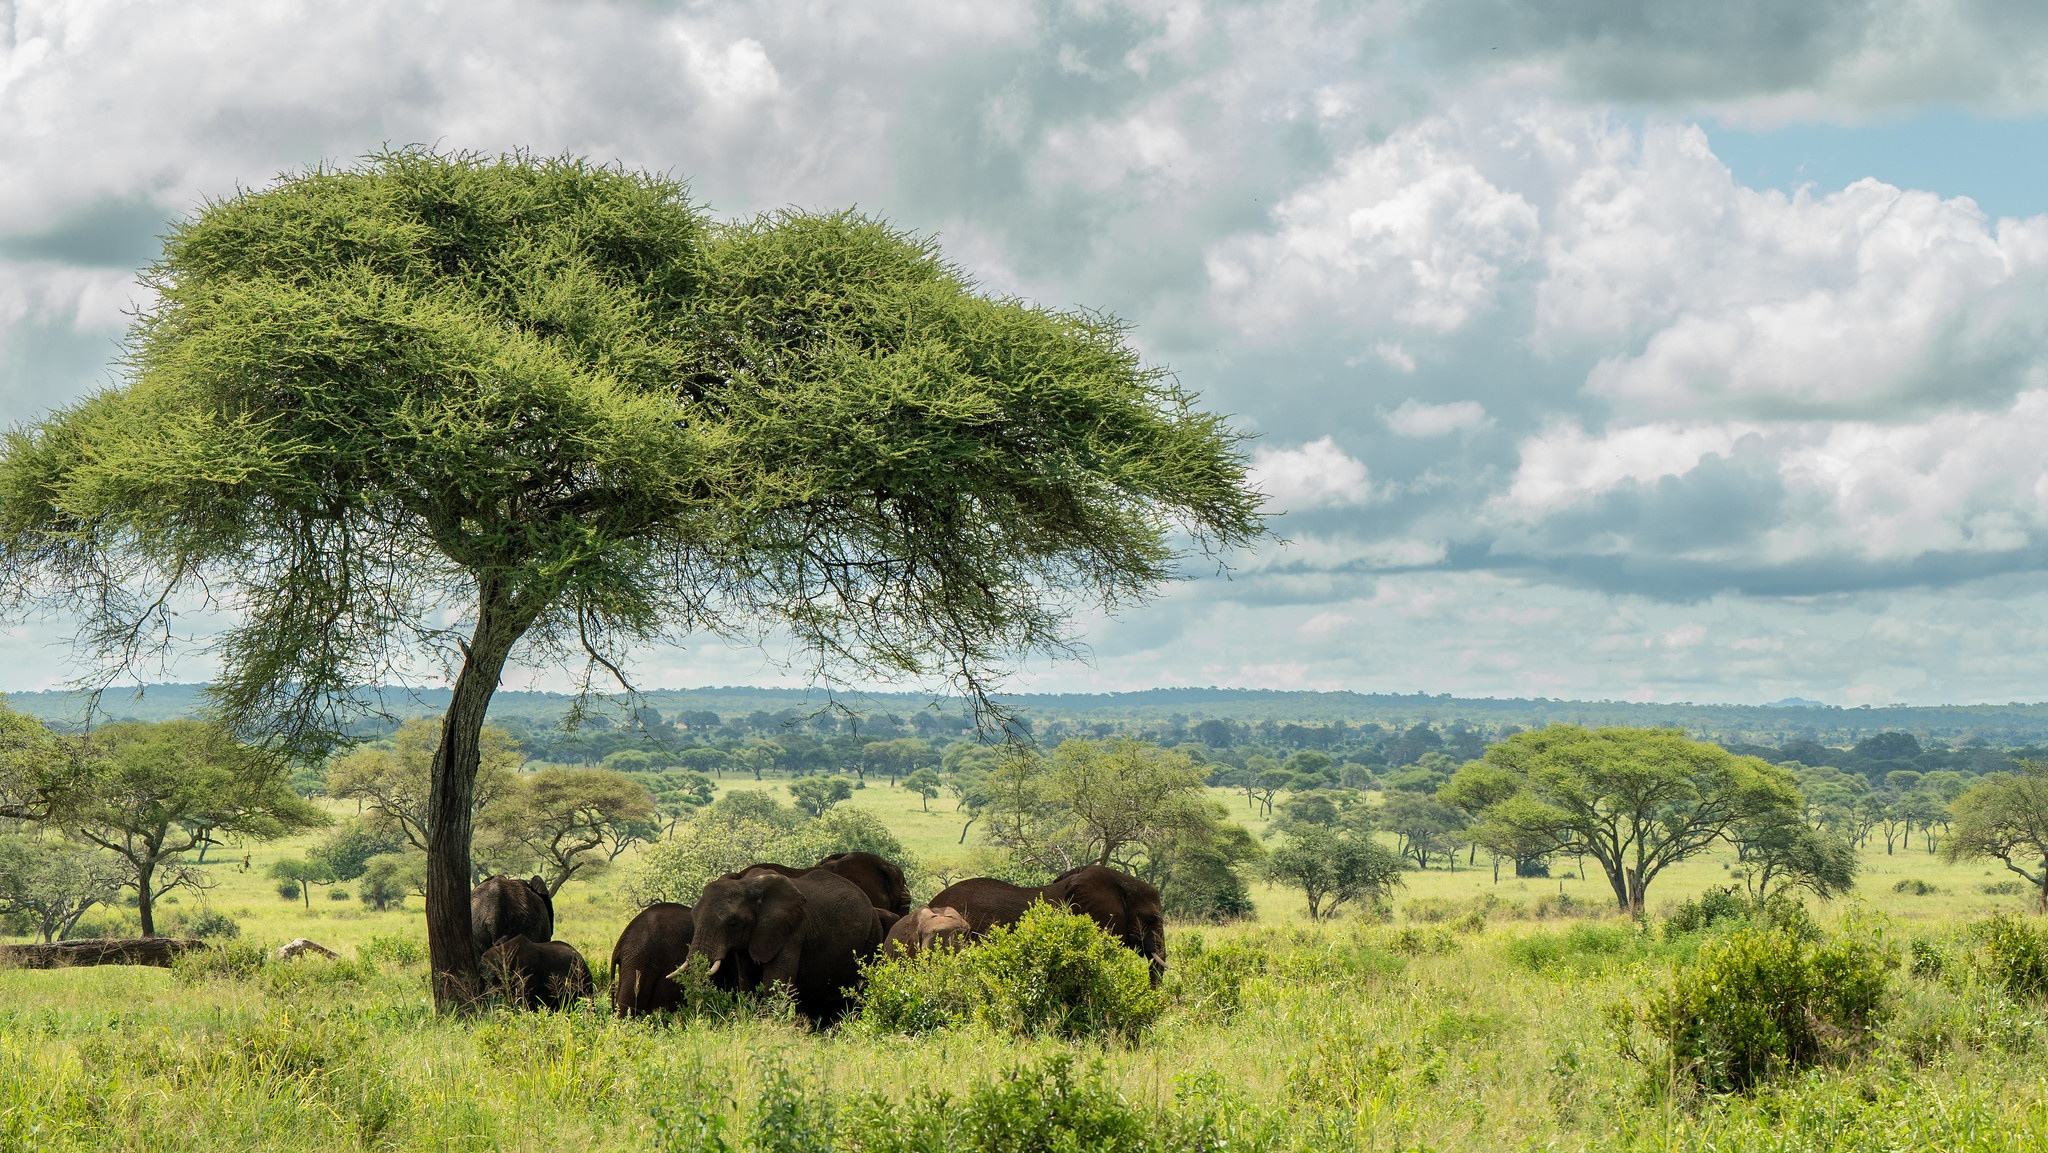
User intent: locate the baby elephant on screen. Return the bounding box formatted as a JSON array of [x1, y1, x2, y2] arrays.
[[481, 935, 592, 1010], [881, 905, 970, 960]]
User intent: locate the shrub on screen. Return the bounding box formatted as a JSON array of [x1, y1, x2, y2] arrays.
[[1505, 923, 1640, 974], [840, 1054, 1149, 1153], [1909, 937, 1950, 980], [171, 942, 267, 984], [857, 905, 1164, 1042], [1625, 924, 1895, 1094], [358, 934, 424, 967], [1166, 934, 1274, 1021], [274, 880, 301, 901], [327, 888, 351, 901], [1532, 891, 1589, 920], [1892, 878, 1940, 895], [180, 909, 241, 940], [1664, 886, 1751, 939], [1387, 926, 1457, 956], [1405, 896, 1459, 923], [1973, 913, 2048, 1000], [1981, 879, 2028, 896]]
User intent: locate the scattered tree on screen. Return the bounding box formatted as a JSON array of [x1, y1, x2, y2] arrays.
[[359, 852, 427, 911], [1731, 810, 1859, 900], [479, 767, 657, 894], [0, 834, 125, 942], [1944, 761, 2048, 910], [1263, 827, 1404, 920], [327, 720, 522, 851], [268, 857, 337, 908], [1445, 725, 1801, 913], [788, 775, 855, 819], [0, 702, 87, 822], [0, 150, 1259, 1007], [57, 720, 325, 935], [904, 767, 942, 812]]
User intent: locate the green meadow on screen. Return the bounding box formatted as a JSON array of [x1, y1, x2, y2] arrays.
[[5, 780, 2046, 1152]]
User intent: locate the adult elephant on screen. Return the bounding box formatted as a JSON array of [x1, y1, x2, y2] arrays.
[[611, 903, 694, 1016], [725, 851, 911, 917], [480, 935, 592, 1010], [689, 869, 884, 1026], [472, 875, 553, 957], [927, 865, 1167, 984]]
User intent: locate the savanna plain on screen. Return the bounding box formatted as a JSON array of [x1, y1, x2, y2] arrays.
[[5, 771, 2047, 1153]]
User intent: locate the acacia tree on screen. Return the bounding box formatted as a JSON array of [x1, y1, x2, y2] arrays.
[[0, 149, 1259, 1008], [60, 720, 325, 935], [0, 702, 88, 822], [1446, 725, 1800, 913], [478, 767, 655, 894], [327, 719, 523, 852], [1943, 761, 2048, 910]]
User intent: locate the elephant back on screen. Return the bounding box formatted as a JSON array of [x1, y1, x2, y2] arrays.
[[926, 876, 1045, 937], [818, 851, 912, 916]]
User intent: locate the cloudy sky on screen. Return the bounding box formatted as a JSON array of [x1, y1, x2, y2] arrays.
[[5, 0, 2048, 706]]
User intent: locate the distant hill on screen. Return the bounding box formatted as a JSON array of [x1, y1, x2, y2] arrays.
[[11, 682, 2048, 745]]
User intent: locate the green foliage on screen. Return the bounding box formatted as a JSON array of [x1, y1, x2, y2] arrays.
[[786, 775, 854, 818], [1262, 826, 1403, 920], [359, 935, 425, 968], [1971, 913, 2048, 1000], [171, 941, 268, 983], [309, 818, 406, 882], [1624, 923, 1896, 1094], [1506, 923, 1653, 975], [0, 833, 124, 942], [856, 905, 1165, 1042], [274, 880, 300, 901], [1944, 761, 2048, 909], [357, 852, 426, 911], [902, 768, 941, 811], [170, 909, 242, 940], [1450, 725, 1803, 912], [1664, 886, 1754, 938], [1893, 877, 1940, 895], [840, 1055, 1150, 1153], [1155, 821, 1261, 922]]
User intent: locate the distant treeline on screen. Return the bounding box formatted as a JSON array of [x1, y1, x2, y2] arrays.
[[13, 684, 2048, 777]]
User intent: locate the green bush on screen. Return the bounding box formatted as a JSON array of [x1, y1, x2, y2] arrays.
[[1893, 878, 1940, 895], [1972, 913, 2048, 1000], [358, 935, 424, 967], [1505, 922, 1643, 974], [1663, 886, 1752, 939], [179, 909, 242, 940], [328, 888, 351, 901], [1166, 934, 1274, 1021], [1980, 879, 2029, 896], [840, 1054, 1150, 1153], [274, 880, 300, 901], [857, 904, 1164, 1042], [171, 942, 267, 984], [1626, 924, 1896, 1094]]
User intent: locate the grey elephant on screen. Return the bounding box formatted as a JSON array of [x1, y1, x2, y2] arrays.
[[611, 902, 695, 1016], [689, 869, 884, 1026], [481, 934, 592, 1010], [471, 874, 554, 957]]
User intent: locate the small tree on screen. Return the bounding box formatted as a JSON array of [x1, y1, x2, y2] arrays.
[[268, 857, 336, 908], [0, 834, 125, 941], [1047, 738, 1212, 869], [1731, 810, 1858, 900], [479, 767, 656, 894], [1264, 827, 1404, 920], [1446, 725, 1800, 913], [788, 775, 855, 819], [0, 702, 88, 822], [1381, 792, 1465, 870], [310, 818, 408, 882], [359, 852, 428, 911], [327, 719, 522, 851], [59, 720, 326, 935], [905, 767, 942, 812], [1944, 761, 2048, 909]]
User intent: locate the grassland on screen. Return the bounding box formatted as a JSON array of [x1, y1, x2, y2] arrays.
[[3, 781, 2045, 1151]]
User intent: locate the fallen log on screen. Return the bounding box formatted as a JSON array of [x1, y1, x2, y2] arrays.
[[274, 937, 338, 961], [0, 937, 208, 969]]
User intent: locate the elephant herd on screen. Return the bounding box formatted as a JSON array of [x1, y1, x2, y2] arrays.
[[470, 855, 1168, 1027]]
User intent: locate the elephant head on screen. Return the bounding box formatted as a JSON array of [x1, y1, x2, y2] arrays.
[[689, 872, 809, 990], [1050, 866, 1167, 985]]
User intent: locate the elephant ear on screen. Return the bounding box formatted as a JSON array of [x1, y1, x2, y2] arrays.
[[749, 877, 807, 966], [1054, 872, 1130, 938]]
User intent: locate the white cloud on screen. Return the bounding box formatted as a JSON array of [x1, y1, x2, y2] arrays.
[[1384, 398, 1488, 437], [1249, 436, 1373, 509], [1205, 114, 1540, 336], [1503, 420, 1761, 516]]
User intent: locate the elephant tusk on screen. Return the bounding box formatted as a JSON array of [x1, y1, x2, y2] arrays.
[[708, 958, 722, 976]]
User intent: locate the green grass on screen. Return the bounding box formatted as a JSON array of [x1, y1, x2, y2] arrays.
[[5, 783, 2047, 1151]]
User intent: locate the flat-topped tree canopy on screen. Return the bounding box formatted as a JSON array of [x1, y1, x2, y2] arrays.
[[0, 147, 1263, 1007]]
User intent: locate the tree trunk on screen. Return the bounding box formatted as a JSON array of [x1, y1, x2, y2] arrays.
[[135, 859, 157, 937], [424, 588, 526, 1013]]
